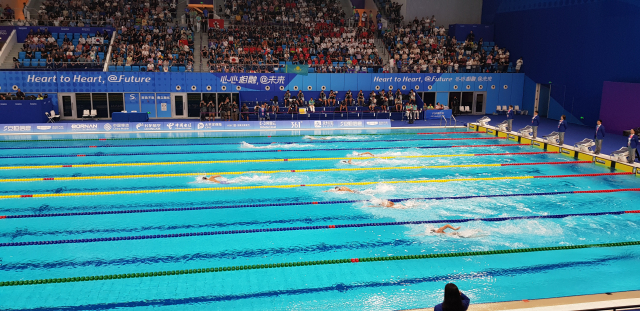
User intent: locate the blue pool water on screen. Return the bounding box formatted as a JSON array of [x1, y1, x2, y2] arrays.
[[1, 128, 640, 310]]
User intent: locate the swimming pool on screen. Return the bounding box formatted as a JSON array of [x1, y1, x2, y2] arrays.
[[1, 127, 639, 311]]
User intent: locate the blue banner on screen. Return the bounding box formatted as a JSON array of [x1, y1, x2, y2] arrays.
[[424, 109, 453, 120], [124, 93, 140, 112], [0, 119, 390, 134]]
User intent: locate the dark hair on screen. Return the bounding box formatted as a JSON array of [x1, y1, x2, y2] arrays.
[[561, 115, 566, 120], [534, 110, 538, 113], [442, 283, 464, 311], [598, 119, 602, 123]]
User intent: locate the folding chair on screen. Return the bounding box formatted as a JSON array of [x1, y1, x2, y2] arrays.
[[50, 110, 59, 122]]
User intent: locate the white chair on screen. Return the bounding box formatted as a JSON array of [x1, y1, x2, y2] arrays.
[[90, 109, 98, 120], [131, 110, 137, 112], [514, 105, 521, 114], [45, 112, 55, 123], [50, 110, 59, 122], [496, 106, 503, 113], [121, 110, 128, 113], [82, 109, 90, 120], [502, 105, 507, 113]]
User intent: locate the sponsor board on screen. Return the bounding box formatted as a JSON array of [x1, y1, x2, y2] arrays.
[[614, 162, 635, 173], [532, 141, 545, 149], [497, 131, 508, 138], [521, 138, 532, 145], [0, 119, 390, 134], [468, 124, 478, 131], [507, 134, 519, 142], [594, 157, 612, 168], [546, 144, 560, 152], [577, 152, 594, 162], [559, 148, 576, 158]]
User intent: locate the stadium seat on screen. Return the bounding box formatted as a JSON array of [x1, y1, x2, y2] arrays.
[[132, 66, 140, 71], [18, 52, 25, 59], [35, 52, 41, 59], [52, 33, 58, 39], [171, 66, 178, 72], [124, 66, 132, 71], [116, 66, 123, 71], [179, 66, 185, 72], [108, 66, 116, 71]]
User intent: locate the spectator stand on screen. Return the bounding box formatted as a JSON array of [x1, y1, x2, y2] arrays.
[[109, 25, 194, 72], [13, 27, 112, 71]]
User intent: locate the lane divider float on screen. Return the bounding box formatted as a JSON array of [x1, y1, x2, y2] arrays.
[[2, 210, 639, 247], [0, 172, 631, 200], [0, 151, 557, 171], [0, 161, 591, 183], [3, 188, 640, 219], [0, 131, 480, 143], [0, 136, 492, 150], [0, 143, 526, 160], [2, 241, 640, 286]]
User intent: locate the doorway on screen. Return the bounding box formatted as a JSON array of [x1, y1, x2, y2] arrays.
[[172, 93, 188, 117], [58, 93, 75, 119], [421, 92, 435, 108]]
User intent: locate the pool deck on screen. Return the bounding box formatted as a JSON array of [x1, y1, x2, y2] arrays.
[[403, 290, 640, 311]]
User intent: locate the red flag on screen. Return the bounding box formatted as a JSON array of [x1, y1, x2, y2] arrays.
[[208, 19, 225, 29]]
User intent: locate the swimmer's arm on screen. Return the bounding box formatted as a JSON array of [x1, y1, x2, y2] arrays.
[[359, 152, 375, 157]]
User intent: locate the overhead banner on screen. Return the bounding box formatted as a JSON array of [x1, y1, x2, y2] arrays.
[[0, 119, 390, 134]]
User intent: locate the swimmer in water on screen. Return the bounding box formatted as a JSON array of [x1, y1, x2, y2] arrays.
[[305, 136, 331, 140], [340, 152, 376, 164], [200, 175, 230, 184], [370, 199, 403, 208], [430, 224, 461, 234], [357, 152, 375, 157], [324, 186, 358, 193]]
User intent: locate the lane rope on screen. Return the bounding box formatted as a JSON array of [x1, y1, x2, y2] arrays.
[[3, 188, 640, 219], [0, 136, 492, 150], [0, 151, 557, 171], [0, 143, 525, 159], [3, 241, 640, 286], [0, 131, 480, 143], [0, 172, 631, 200], [1, 210, 637, 247], [0, 161, 591, 183]]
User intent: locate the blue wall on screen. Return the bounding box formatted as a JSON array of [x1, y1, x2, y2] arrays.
[[3, 72, 525, 114], [482, 0, 640, 125]]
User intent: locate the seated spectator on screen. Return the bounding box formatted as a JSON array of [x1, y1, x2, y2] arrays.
[[434, 283, 470, 311], [16, 88, 25, 99]]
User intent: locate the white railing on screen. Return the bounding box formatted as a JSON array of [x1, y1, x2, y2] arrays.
[[0, 29, 16, 66]]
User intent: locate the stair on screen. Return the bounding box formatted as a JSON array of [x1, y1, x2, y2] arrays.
[[0, 43, 23, 69]]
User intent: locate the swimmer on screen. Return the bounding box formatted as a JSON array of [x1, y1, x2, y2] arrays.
[[305, 136, 331, 140], [430, 224, 461, 234], [340, 152, 376, 164], [324, 186, 358, 193], [200, 175, 230, 184], [370, 199, 403, 208], [357, 152, 375, 157]]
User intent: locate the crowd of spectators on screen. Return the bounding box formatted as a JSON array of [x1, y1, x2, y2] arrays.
[[110, 26, 194, 71], [221, 0, 346, 27], [383, 17, 514, 73], [28, 0, 177, 27], [379, 0, 403, 28], [14, 28, 110, 69], [0, 4, 16, 20], [204, 0, 385, 74]]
